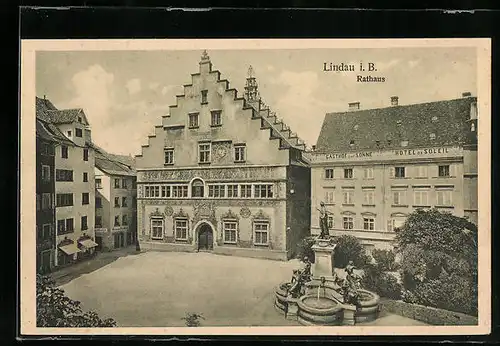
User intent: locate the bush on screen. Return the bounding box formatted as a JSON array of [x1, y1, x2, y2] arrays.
[[396, 209, 478, 316], [182, 312, 205, 327], [296, 236, 316, 262], [372, 249, 398, 272], [362, 263, 403, 300], [332, 235, 371, 268], [37, 274, 117, 327]]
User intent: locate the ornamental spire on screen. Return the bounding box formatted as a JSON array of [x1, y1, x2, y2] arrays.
[[200, 49, 210, 62], [244, 65, 260, 102]]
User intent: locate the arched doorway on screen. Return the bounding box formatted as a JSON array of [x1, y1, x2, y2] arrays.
[[197, 223, 214, 251]]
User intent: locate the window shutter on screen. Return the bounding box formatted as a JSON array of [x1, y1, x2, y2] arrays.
[[449, 164, 456, 177]]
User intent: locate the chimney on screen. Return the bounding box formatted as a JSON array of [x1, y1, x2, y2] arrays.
[[43, 95, 46, 100], [348, 102, 360, 111], [391, 96, 399, 106], [311, 145, 316, 151], [462, 92, 472, 98]]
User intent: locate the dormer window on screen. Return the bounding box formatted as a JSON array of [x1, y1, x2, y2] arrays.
[[75, 128, 83, 137], [396, 120, 402, 126], [375, 140, 380, 147], [401, 140, 409, 147], [431, 116, 438, 122], [354, 125, 359, 131], [387, 139, 392, 146], [67, 131, 72, 137], [430, 133, 436, 140], [78, 116, 82, 123], [349, 140, 355, 148], [201, 90, 208, 104]]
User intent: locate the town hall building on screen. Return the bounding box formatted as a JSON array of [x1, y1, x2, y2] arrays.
[[135, 51, 311, 261], [308, 94, 479, 253]]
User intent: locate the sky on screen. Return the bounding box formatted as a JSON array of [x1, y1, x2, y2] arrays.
[[36, 47, 477, 156]]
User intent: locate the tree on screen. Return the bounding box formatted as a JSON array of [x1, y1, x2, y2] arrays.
[[36, 274, 117, 327], [296, 236, 316, 262], [395, 209, 478, 315], [372, 249, 398, 272], [332, 234, 371, 268]]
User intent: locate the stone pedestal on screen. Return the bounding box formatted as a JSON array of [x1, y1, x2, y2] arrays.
[[285, 297, 299, 320], [312, 242, 336, 279], [341, 304, 357, 326]]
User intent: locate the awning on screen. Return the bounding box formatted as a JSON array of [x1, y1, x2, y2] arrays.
[[59, 243, 81, 255], [78, 239, 99, 248]]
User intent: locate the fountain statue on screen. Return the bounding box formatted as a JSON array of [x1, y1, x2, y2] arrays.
[[316, 201, 333, 239], [274, 234, 381, 326]]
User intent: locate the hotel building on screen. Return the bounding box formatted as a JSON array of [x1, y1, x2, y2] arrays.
[[36, 97, 98, 268], [93, 144, 137, 251], [135, 51, 311, 261], [308, 94, 478, 253]]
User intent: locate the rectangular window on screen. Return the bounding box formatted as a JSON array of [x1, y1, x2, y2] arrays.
[[363, 218, 375, 230], [114, 179, 120, 188], [96, 197, 102, 208], [208, 184, 225, 198], [82, 193, 89, 205], [325, 169, 334, 179], [61, 145, 68, 159], [436, 190, 453, 206], [153, 186, 160, 197], [227, 184, 238, 198], [83, 148, 89, 161], [343, 190, 354, 204], [56, 193, 73, 207], [83, 172, 88, 182], [240, 184, 252, 198], [254, 222, 269, 245], [201, 90, 208, 104], [175, 219, 188, 240], [122, 215, 128, 226], [114, 215, 120, 227], [234, 146, 246, 162], [66, 218, 74, 232], [41, 142, 54, 156], [75, 128, 83, 137], [343, 217, 354, 230], [41, 165, 51, 182], [114, 197, 120, 207], [56, 169, 73, 182], [95, 216, 102, 228], [254, 184, 273, 198], [393, 190, 407, 205], [164, 148, 174, 165], [122, 179, 127, 189], [327, 216, 334, 229], [145, 186, 150, 197], [151, 219, 164, 240], [363, 190, 375, 205], [172, 185, 188, 198], [81, 216, 88, 230], [223, 221, 237, 244], [363, 167, 374, 179], [324, 189, 335, 204], [122, 197, 127, 207], [67, 131, 72, 137], [211, 110, 222, 126], [415, 166, 428, 178], [413, 190, 429, 206], [41, 193, 52, 210], [41, 224, 51, 241], [344, 168, 353, 179], [96, 178, 102, 189], [36, 194, 40, 211], [188, 113, 199, 128], [438, 165, 450, 177], [395, 166, 405, 178], [199, 143, 211, 163]]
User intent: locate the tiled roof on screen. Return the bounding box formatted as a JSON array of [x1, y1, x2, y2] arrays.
[[36, 117, 74, 145], [36, 97, 58, 122], [36, 118, 57, 142], [91, 143, 136, 176], [46, 109, 85, 124], [316, 96, 477, 152]]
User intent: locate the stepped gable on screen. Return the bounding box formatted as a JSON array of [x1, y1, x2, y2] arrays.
[[137, 52, 307, 157], [316, 96, 477, 152], [243, 65, 307, 151]]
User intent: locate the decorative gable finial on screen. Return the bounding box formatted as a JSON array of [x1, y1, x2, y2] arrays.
[[201, 50, 210, 62], [248, 65, 254, 78]]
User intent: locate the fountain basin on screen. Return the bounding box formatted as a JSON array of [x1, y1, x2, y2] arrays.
[[274, 283, 289, 314], [297, 295, 343, 325], [354, 289, 380, 323]]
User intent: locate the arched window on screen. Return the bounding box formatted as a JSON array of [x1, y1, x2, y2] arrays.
[[191, 179, 204, 198]]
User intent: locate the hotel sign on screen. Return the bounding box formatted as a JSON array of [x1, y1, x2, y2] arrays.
[[311, 146, 463, 163]]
